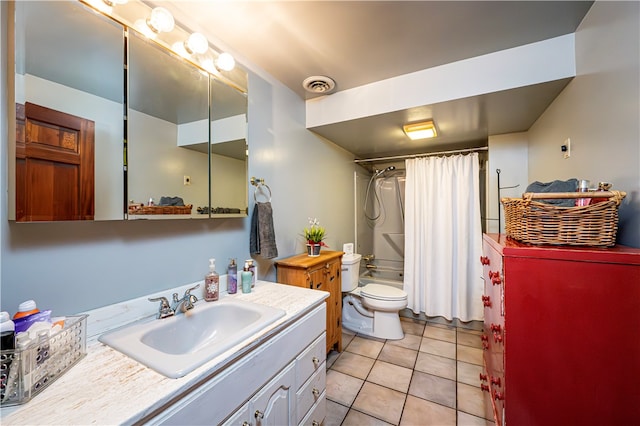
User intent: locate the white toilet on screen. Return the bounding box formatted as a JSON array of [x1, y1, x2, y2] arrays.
[[341, 251, 408, 340]]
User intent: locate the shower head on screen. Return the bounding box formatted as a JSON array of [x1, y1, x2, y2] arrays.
[[385, 166, 396, 172], [374, 165, 396, 176]]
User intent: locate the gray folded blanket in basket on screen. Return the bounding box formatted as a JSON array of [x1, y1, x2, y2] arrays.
[[525, 179, 579, 207]]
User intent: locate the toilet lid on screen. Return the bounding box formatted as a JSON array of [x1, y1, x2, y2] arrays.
[[360, 284, 407, 301]]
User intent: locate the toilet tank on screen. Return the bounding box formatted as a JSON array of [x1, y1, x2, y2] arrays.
[[341, 254, 362, 292]]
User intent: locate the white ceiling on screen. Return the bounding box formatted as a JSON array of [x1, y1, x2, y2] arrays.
[[154, 1, 595, 158]]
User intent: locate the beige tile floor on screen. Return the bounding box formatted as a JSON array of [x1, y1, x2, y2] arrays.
[[325, 316, 495, 426]]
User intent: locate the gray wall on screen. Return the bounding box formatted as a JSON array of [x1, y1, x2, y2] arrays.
[[0, 1, 356, 315], [528, 1, 640, 247]]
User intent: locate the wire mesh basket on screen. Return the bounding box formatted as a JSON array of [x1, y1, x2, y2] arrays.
[[501, 190, 626, 247], [0, 314, 88, 406]]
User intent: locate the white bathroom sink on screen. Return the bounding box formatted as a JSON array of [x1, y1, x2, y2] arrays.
[[98, 297, 286, 378]]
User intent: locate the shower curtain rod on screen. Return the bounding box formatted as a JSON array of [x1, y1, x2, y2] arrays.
[[354, 146, 488, 164]]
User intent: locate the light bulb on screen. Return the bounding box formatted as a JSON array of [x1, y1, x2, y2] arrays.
[[216, 53, 235, 72], [146, 7, 174, 33], [134, 18, 157, 39], [171, 41, 190, 59], [197, 52, 216, 73], [185, 33, 208, 55]]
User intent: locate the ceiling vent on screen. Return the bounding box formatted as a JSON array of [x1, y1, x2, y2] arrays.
[[303, 76, 336, 94]]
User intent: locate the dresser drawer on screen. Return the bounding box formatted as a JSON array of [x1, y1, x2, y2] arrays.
[[296, 333, 326, 389], [298, 390, 326, 426], [296, 363, 326, 424]]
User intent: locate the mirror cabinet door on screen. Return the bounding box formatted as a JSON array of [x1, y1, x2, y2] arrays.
[[13, 1, 125, 221], [210, 78, 249, 217], [127, 31, 210, 219]]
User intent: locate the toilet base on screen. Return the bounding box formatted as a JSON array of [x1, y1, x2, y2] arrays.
[[342, 295, 405, 340]]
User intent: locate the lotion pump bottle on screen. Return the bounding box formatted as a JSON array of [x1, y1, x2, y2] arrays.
[[204, 258, 219, 301], [227, 258, 238, 294], [241, 262, 252, 294]]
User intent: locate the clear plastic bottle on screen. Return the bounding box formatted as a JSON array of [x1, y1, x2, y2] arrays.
[[227, 258, 238, 294], [204, 258, 219, 301]]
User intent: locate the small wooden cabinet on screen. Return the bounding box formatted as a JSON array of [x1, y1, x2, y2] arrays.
[[276, 251, 343, 353], [481, 233, 640, 426]]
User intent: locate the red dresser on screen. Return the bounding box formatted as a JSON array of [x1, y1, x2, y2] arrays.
[[480, 233, 640, 426]]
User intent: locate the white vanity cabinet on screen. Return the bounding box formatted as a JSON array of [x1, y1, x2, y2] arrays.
[[145, 303, 327, 426]]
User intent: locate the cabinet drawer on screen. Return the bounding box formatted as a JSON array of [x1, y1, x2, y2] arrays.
[[295, 333, 326, 389], [296, 362, 326, 424], [298, 390, 326, 426]]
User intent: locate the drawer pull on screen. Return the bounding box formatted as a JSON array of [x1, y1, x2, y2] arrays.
[[491, 376, 502, 386], [493, 332, 503, 343], [255, 410, 264, 419], [480, 256, 490, 265], [481, 295, 491, 307], [481, 334, 489, 342], [312, 356, 320, 366], [481, 384, 490, 392], [479, 373, 488, 381], [482, 342, 489, 350], [493, 390, 504, 401], [312, 387, 320, 397], [490, 323, 502, 333], [242, 423, 250, 426], [312, 421, 320, 426]]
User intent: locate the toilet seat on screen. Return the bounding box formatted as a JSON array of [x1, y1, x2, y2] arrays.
[[360, 283, 407, 301]]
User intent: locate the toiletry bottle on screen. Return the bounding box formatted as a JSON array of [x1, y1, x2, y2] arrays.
[[0, 312, 15, 402], [13, 300, 39, 320], [241, 262, 252, 294], [204, 258, 220, 302], [246, 259, 256, 288], [577, 179, 590, 206], [227, 258, 238, 294]]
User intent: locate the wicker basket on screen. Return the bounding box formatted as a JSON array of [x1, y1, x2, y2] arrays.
[[501, 190, 626, 247], [128, 204, 192, 215]]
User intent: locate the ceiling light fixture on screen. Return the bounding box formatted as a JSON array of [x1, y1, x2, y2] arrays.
[[184, 32, 209, 55], [146, 7, 175, 34], [216, 52, 236, 72], [403, 121, 438, 140]]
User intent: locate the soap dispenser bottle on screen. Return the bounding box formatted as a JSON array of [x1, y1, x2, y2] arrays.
[[227, 258, 238, 294], [241, 262, 252, 294], [205, 258, 219, 302]]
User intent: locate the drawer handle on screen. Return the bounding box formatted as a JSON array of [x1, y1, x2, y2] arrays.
[[479, 373, 488, 382], [312, 356, 320, 366], [480, 256, 490, 265], [491, 376, 502, 386], [481, 334, 489, 342], [490, 323, 501, 333], [242, 423, 250, 426], [493, 332, 503, 343], [481, 295, 491, 307], [312, 421, 320, 426], [481, 384, 490, 392], [493, 390, 504, 401], [255, 410, 264, 419], [312, 387, 320, 397], [482, 341, 489, 350]]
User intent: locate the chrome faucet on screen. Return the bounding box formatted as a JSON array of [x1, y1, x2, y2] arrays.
[[172, 284, 200, 314], [363, 254, 375, 262], [148, 284, 200, 319]]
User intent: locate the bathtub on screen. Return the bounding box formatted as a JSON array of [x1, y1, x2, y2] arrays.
[[359, 267, 404, 290]]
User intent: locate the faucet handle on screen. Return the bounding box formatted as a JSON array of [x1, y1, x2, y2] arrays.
[[184, 284, 200, 297], [148, 296, 174, 319]]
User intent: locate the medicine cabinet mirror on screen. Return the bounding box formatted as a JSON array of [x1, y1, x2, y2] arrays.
[[10, 0, 249, 222]]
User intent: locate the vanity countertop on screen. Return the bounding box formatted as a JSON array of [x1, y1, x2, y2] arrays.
[[0, 282, 328, 425]]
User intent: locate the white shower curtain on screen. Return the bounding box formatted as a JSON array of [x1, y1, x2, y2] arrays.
[[403, 153, 484, 322]]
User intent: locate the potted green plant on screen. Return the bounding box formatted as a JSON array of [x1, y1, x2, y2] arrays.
[[303, 217, 327, 256]]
